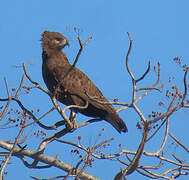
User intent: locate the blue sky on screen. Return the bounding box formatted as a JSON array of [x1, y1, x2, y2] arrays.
[[0, 0, 189, 179]]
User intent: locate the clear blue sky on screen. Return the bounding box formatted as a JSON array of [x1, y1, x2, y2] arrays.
[[0, 0, 189, 179]]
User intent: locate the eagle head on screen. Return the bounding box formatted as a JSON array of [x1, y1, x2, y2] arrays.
[[41, 31, 69, 51]]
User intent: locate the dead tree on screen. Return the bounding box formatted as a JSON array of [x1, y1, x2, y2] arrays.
[[0, 31, 188, 180]]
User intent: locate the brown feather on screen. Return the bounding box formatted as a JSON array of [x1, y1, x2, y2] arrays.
[[41, 31, 128, 133]]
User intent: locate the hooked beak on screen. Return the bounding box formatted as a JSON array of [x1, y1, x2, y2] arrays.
[[60, 38, 70, 48], [66, 40, 70, 47]]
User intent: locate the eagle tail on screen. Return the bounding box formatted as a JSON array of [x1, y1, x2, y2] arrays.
[[105, 113, 128, 133]]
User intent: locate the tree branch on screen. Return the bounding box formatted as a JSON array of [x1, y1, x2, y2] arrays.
[[0, 139, 100, 180]]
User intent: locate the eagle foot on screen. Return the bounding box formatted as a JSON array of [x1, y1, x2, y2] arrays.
[[65, 121, 78, 132]]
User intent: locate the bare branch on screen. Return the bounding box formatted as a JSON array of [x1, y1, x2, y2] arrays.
[[23, 63, 38, 85], [169, 133, 189, 153], [51, 96, 88, 130], [77, 118, 102, 128], [30, 175, 66, 180], [181, 68, 188, 104], [22, 63, 49, 95], [135, 62, 161, 103], [136, 61, 151, 83], [0, 78, 12, 121], [115, 123, 149, 179], [147, 88, 178, 150], [125, 32, 135, 81], [73, 36, 92, 67], [0, 125, 25, 180], [136, 87, 161, 92], [132, 104, 146, 123], [154, 116, 170, 154], [0, 140, 100, 180], [85, 91, 130, 106], [56, 36, 92, 90], [15, 74, 25, 98]]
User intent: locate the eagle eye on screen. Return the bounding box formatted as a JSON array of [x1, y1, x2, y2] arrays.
[[52, 39, 60, 44]]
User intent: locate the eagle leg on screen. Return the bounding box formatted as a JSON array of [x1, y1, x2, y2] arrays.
[[69, 110, 78, 129]]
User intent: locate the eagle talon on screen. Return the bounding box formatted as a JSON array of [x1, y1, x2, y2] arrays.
[[65, 121, 78, 132], [72, 121, 78, 129]]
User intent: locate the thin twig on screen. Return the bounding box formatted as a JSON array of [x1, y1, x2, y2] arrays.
[[135, 62, 161, 103], [22, 63, 49, 95], [30, 175, 65, 180], [0, 78, 12, 121], [56, 36, 92, 90], [125, 32, 135, 80], [136, 61, 151, 83], [147, 86, 178, 146], [4, 77, 10, 97], [136, 87, 161, 92], [23, 63, 38, 85], [169, 133, 189, 153], [85, 91, 130, 106], [0, 124, 25, 180], [15, 74, 25, 98], [181, 68, 188, 104], [73, 36, 92, 67], [114, 124, 149, 179], [155, 116, 170, 154]]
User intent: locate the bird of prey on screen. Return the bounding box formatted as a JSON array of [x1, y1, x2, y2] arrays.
[[41, 31, 128, 133]]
